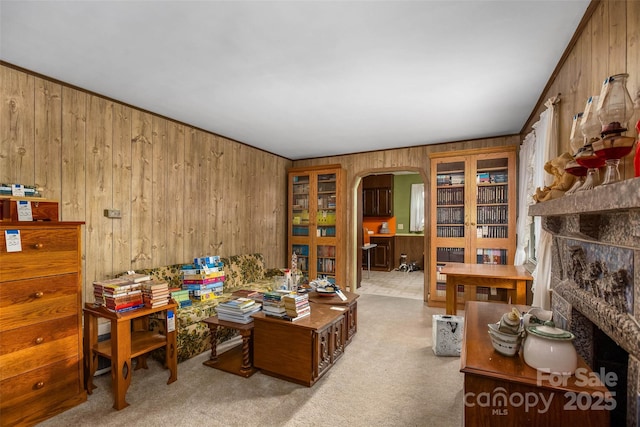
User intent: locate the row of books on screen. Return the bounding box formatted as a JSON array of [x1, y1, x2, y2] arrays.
[[476, 205, 509, 225], [476, 248, 508, 265], [477, 185, 508, 204], [436, 206, 464, 224], [476, 225, 509, 239], [436, 173, 465, 186], [435, 247, 465, 263], [436, 187, 465, 205]]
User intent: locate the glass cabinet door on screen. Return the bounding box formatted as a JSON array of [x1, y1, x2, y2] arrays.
[[474, 156, 510, 246], [316, 173, 337, 238], [291, 174, 310, 237], [435, 160, 466, 240]]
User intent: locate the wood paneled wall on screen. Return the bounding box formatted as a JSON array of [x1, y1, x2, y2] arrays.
[[523, 0, 639, 178], [0, 64, 291, 304]]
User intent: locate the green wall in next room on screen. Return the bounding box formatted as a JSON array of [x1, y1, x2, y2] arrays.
[[393, 173, 423, 234]]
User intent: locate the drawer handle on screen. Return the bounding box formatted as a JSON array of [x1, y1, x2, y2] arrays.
[[35, 337, 44, 344], [35, 381, 45, 389], [33, 243, 44, 249], [34, 291, 44, 298]]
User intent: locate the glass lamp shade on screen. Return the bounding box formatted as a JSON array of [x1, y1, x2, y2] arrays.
[[580, 96, 601, 144], [596, 74, 634, 135], [569, 112, 584, 155]]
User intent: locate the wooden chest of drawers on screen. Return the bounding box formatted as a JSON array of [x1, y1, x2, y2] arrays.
[[0, 222, 86, 426]]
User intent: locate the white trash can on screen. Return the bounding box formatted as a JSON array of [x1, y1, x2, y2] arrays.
[[432, 314, 464, 356]]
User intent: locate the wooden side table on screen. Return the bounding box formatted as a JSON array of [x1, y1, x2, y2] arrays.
[[441, 263, 532, 315], [83, 302, 178, 410], [202, 316, 257, 377]]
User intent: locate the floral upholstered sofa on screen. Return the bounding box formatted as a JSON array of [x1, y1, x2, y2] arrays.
[[128, 253, 279, 362]]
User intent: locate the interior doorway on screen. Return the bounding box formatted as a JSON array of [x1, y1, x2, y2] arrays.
[[354, 169, 427, 301]]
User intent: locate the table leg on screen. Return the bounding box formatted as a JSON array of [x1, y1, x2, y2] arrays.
[[239, 329, 253, 374], [111, 319, 132, 410], [446, 276, 457, 315], [367, 250, 371, 279], [165, 327, 178, 384], [208, 325, 219, 363], [515, 280, 527, 305], [83, 311, 98, 393]]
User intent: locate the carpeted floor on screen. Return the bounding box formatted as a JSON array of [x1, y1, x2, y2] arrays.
[[357, 269, 425, 300], [37, 276, 464, 427]]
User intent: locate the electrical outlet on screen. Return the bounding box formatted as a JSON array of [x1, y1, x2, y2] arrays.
[[104, 209, 121, 218], [397, 224, 404, 230]]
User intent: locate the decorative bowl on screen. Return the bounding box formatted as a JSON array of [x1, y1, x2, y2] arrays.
[[488, 331, 522, 357], [488, 323, 522, 344], [523, 324, 577, 375]]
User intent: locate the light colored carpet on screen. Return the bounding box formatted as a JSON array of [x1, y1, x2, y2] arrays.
[[37, 287, 464, 427], [357, 269, 425, 300]]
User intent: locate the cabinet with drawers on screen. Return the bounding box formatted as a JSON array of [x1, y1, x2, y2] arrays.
[[0, 222, 86, 426], [252, 305, 346, 387]]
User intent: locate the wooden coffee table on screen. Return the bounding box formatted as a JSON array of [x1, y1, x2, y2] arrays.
[[202, 316, 257, 378]]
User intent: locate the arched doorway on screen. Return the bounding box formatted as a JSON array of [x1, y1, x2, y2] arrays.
[[352, 168, 429, 301]]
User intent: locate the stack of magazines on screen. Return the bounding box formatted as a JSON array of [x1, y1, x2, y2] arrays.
[[216, 297, 262, 324]]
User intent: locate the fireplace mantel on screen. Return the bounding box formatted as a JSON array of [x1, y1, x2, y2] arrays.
[[529, 176, 640, 427], [529, 176, 640, 217]]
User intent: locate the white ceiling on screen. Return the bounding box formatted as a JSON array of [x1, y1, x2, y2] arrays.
[[1, 1, 590, 160]]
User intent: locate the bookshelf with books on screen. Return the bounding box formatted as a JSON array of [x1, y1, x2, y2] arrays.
[[428, 146, 516, 309], [288, 165, 346, 287]]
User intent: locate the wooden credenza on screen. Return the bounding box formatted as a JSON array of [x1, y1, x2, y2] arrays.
[[0, 222, 86, 426], [461, 301, 611, 426], [252, 304, 346, 386], [307, 289, 359, 345]]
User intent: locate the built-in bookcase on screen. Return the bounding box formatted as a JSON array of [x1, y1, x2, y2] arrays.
[[288, 165, 346, 286], [428, 146, 516, 308]]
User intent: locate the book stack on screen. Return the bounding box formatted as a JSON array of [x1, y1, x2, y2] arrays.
[[92, 277, 132, 305], [282, 293, 311, 321], [181, 256, 225, 300], [215, 298, 262, 324], [171, 289, 192, 308], [141, 279, 170, 308], [92, 276, 147, 313], [261, 291, 291, 319]]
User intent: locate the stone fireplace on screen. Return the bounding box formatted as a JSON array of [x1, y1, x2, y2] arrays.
[[529, 176, 640, 427]]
